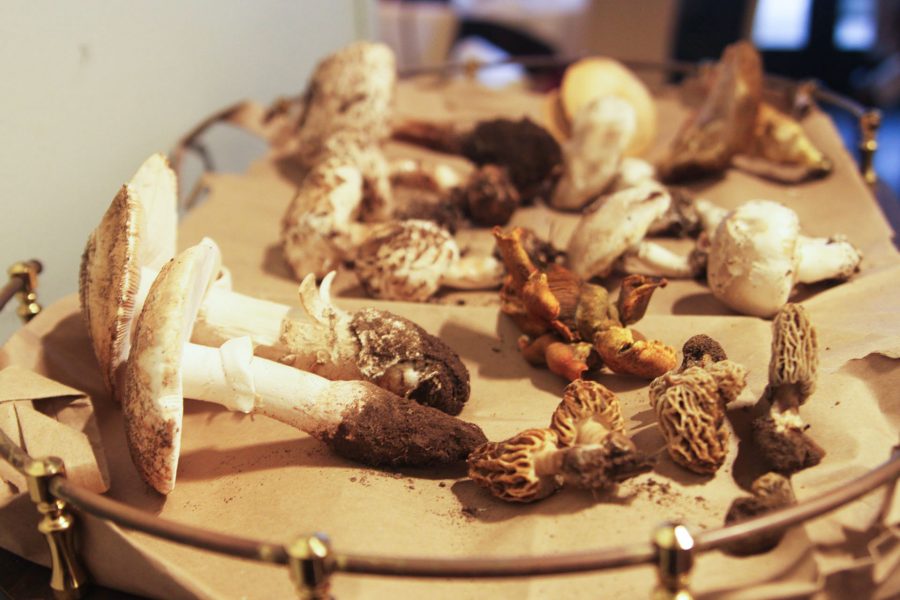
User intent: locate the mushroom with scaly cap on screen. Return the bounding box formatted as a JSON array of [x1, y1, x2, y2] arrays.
[[81, 155, 471, 415], [752, 303, 826, 474], [351, 219, 503, 302], [123, 241, 487, 494]]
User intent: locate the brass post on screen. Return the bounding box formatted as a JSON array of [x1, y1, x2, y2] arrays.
[[287, 533, 335, 600], [8, 260, 43, 323], [24, 457, 90, 600], [859, 109, 881, 185], [652, 522, 694, 600]]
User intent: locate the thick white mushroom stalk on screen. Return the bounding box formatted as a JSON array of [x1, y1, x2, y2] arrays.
[[123, 242, 486, 494], [80, 154, 470, 415]]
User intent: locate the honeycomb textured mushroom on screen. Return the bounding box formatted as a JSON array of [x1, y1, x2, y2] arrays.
[[123, 242, 487, 493], [723, 472, 796, 555], [548, 380, 653, 491], [706, 199, 862, 317], [550, 380, 626, 446], [467, 428, 565, 503], [752, 303, 825, 473], [649, 335, 747, 475], [352, 219, 503, 302], [650, 367, 733, 474]]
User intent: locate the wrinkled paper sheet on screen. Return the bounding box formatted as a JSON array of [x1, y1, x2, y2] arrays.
[[1, 77, 899, 599]]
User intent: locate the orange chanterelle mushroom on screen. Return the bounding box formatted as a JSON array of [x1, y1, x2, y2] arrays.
[[492, 226, 677, 382]]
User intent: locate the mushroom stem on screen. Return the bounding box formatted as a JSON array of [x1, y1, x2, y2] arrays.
[[620, 240, 698, 278], [795, 235, 862, 284], [180, 337, 357, 440]]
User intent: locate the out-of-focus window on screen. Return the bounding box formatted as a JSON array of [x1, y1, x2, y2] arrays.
[[833, 0, 877, 50], [751, 0, 814, 50]]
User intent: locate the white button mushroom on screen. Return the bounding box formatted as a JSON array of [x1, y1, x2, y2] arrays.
[[705, 200, 862, 317]]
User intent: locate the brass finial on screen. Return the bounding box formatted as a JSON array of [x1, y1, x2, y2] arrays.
[[8, 259, 43, 323], [287, 533, 335, 600], [24, 457, 90, 599], [859, 109, 881, 185], [652, 521, 695, 600]]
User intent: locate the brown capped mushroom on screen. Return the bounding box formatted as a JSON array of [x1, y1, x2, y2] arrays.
[[752, 303, 826, 473], [124, 241, 487, 493], [649, 335, 748, 475], [82, 156, 471, 415], [723, 472, 796, 555], [393, 117, 562, 203], [658, 40, 762, 182]]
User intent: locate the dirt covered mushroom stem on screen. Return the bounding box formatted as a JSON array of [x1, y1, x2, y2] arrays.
[[722, 472, 797, 555], [124, 242, 487, 494], [752, 303, 825, 473]]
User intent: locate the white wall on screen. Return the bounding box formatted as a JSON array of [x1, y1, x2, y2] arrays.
[[0, 1, 369, 341]]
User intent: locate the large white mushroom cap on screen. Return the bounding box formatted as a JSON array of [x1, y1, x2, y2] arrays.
[[707, 200, 799, 317]]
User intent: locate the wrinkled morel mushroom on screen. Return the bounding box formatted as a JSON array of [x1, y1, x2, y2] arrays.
[[649, 335, 747, 475], [723, 472, 797, 555], [752, 304, 826, 474]]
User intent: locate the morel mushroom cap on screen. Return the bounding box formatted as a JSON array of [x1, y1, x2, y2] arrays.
[[468, 428, 564, 503], [723, 472, 796, 555], [706, 200, 862, 317], [550, 380, 626, 447], [352, 219, 503, 302], [680, 334, 728, 370], [753, 303, 825, 473], [650, 366, 733, 475], [79, 153, 178, 394]]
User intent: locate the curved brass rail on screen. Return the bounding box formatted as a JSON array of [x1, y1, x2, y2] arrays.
[[41, 447, 898, 579]]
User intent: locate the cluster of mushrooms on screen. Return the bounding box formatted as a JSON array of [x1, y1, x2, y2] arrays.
[[79, 41, 840, 557], [80, 155, 488, 494], [467, 302, 825, 557]]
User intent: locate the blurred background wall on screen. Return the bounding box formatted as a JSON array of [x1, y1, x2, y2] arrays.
[[0, 1, 375, 341]]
